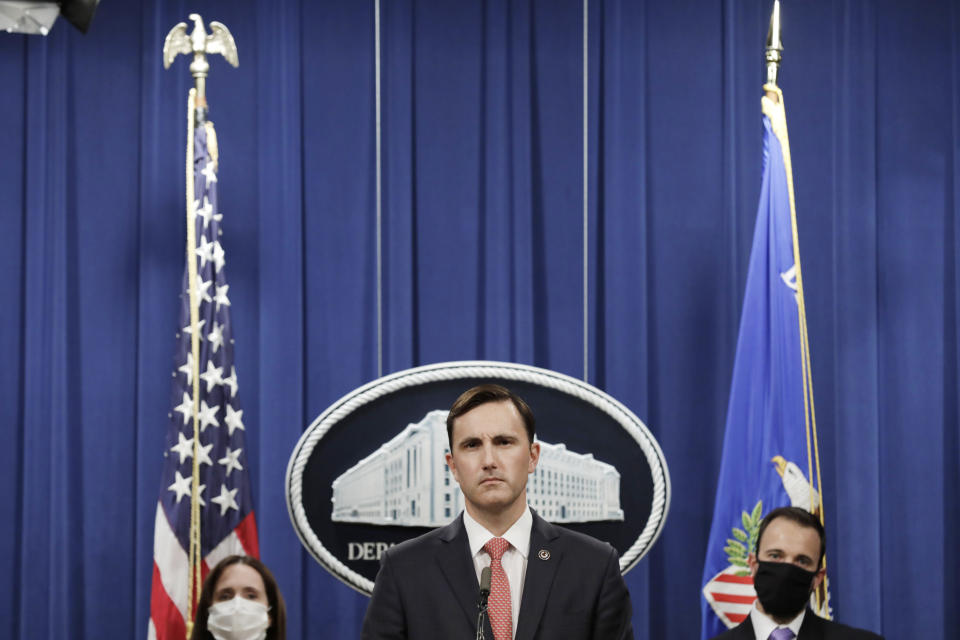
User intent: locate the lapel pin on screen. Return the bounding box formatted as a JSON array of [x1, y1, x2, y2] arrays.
[[538, 549, 550, 560]]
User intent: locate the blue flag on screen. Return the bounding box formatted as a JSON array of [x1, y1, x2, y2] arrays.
[[700, 87, 827, 638]]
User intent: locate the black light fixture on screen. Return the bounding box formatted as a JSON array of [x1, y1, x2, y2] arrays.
[[59, 0, 98, 33]]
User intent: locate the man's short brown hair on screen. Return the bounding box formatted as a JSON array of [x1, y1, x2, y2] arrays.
[[446, 384, 535, 448], [755, 506, 826, 569]]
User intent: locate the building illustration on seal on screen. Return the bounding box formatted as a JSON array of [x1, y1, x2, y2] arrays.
[[331, 410, 624, 527]]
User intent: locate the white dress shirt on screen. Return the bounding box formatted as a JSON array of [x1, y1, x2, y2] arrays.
[[749, 602, 806, 640], [462, 506, 532, 638]]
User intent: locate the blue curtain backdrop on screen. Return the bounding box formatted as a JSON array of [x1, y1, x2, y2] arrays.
[[0, 0, 956, 638]]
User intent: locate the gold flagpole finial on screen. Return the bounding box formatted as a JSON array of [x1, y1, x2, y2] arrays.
[[163, 14, 239, 110], [765, 0, 783, 87]]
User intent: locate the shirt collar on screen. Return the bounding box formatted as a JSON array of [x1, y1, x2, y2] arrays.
[[463, 506, 532, 560], [749, 603, 806, 640]]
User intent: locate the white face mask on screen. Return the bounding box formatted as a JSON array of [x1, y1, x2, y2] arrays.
[[206, 596, 271, 640]]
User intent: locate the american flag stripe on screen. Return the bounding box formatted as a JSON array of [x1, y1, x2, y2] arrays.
[[152, 503, 190, 621], [713, 573, 754, 585], [709, 593, 757, 605], [205, 512, 258, 569], [233, 511, 260, 556], [150, 561, 186, 640]]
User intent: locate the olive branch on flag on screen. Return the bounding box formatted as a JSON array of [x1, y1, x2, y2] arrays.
[[724, 500, 763, 576]]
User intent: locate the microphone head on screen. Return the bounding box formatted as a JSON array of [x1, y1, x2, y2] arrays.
[[479, 566, 492, 595]]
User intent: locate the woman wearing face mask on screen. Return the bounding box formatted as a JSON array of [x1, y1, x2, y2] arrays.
[[191, 555, 287, 640]]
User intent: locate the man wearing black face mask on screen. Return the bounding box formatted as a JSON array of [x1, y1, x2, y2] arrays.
[[711, 507, 883, 640]]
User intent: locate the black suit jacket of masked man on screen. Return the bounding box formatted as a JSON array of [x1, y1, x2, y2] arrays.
[[711, 610, 883, 640], [360, 509, 634, 640]]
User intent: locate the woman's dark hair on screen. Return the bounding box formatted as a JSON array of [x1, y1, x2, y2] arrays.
[[190, 555, 286, 640]]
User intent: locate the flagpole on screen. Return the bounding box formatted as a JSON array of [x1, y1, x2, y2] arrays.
[[763, 0, 829, 616], [764, 0, 822, 525], [765, 0, 783, 92], [184, 88, 203, 635], [164, 15, 239, 635]]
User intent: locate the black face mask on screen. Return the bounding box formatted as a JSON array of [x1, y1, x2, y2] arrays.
[[753, 561, 816, 618]]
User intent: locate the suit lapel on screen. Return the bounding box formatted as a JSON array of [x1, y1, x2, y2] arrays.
[[798, 608, 826, 639], [514, 512, 562, 640], [736, 618, 757, 639], [435, 515, 483, 630]]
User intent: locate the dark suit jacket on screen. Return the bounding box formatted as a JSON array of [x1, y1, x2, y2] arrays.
[[361, 511, 633, 640], [710, 609, 883, 640]]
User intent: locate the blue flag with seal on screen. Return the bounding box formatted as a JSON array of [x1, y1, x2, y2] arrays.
[[700, 85, 828, 638]]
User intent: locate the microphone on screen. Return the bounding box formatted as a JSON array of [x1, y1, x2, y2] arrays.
[[479, 566, 492, 599], [476, 567, 492, 640]]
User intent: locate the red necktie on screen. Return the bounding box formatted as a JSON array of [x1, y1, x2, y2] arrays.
[[483, 537, 513, 640]]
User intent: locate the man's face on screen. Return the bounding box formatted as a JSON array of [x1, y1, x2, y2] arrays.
[[748, 517, 826, 590], [445, 400, 540, 520]]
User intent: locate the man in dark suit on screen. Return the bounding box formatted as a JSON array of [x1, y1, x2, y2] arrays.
[[711, 507, 882, 640], [361, 384, 634, 640]]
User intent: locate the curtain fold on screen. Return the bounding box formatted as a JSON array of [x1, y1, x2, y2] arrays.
[[0, 31, 27, 634], [947, 0, 960, 628], [255, 1, 307, 639], [830, 0, 882, 631]]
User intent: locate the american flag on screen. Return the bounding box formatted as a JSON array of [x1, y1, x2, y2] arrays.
[[149, 114, 259, 640]]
